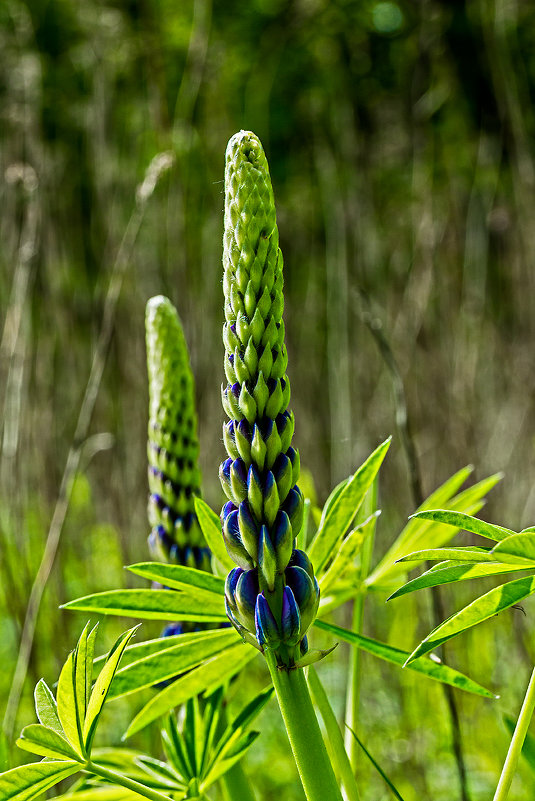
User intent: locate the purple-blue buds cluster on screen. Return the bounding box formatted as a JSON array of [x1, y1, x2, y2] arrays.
[[220, 131, 320, 666]]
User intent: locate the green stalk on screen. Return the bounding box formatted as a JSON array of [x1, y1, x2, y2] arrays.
[[492, 666, 535, 801], [308, 666, 360, 801], [87, 761, 175, 801], [265, 652, 343, 801], [344, 479, 378, 768]]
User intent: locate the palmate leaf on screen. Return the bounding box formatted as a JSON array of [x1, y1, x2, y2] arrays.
[[125, 644, 257, 737], [62, 589, 226, 623], [17, 724, 81, 761], [314, 620, 496, 698], [194, 497, 235, 572], [405, 574, 535, 665], [388, 561, 531, 600], [108, 629, 241, 700], [56, 650, 84, 757], [307, 437, 391, 574], [0, 760, 80, 801], [368, 470, 502, 586]]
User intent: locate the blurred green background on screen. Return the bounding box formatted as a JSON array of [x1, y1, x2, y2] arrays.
[[2, 0, 535, 799]]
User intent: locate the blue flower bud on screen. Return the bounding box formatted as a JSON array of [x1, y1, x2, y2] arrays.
[[272, 511, 294, 571], [282, 486, 304, 539], [285, 565, 320, 634], [230, 458, 248, 503], [281, 586, 301, 647], [255, 592, 280, 650], [273, 452, 293, 504], [219, 457, 233, 501], [235, 419, 252, 462], [238, 501, 259, 562], [223, 421, 239, 460], [235, 569, 259, 631], [223, 510, 255, 569]]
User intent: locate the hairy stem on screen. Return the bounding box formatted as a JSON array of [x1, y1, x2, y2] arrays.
[[265, 651, 343, 801], [493, 666, 535, 801]]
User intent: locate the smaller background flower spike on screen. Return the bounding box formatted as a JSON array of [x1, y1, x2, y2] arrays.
[[220, 131, 319, 668], [145, 295, 210, 575]]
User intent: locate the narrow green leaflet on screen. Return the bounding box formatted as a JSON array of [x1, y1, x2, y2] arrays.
[[491, 533, 535, 566], [56, 651, 84, 757], [314, 620, 496, 698], [408, 510, 516, 543], [396, 547, 493, 564], [388, 561, 531, 600], [62, 589, 226, 622], [319, 512, 380, 594], [95, 629, 232, 670], [17, 724, 82, 761], [125, 644, 257, 737], [126, 563, 225, 597], [368, 470, 501, 585], [308, 437, 391, 573], [108, 629, 242, 699], [48, 789, 138, 801], [405, 574, 535, 664], [0, 760, 80, 801], [194, 497, 234, 572], [83, 627, 138, 752], [34, 680, 63, 735], [346, 727, 406, 801]]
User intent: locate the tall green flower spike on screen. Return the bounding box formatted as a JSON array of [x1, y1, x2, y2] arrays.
[[146, 296, 210, 576], [220, 131, 319, 668]]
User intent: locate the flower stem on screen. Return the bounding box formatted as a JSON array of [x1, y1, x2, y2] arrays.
[[265, 651, 343, 801], [493, 666, 535, 801], [87, 761, 175, 801], [308, 666, 360, 801]]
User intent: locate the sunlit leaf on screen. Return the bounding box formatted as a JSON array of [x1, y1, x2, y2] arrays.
[[83, 627, 138, 752], [62, 589, 226, 622], [194, 497, 234, 572], [17, 724, 81, 761], [125, 644, 256, 737], [126, 563, 225, 596], [314, 620, 496, 698], [491, 533, 535, 566], [56, 651, 84, 756], [0, 760, 79, 801], [368, 470, 501, 586], [308, 438, 391, 573], [48, 789, 138, 801], [396, 546, 493, 564], [34, 680, 63, 736], [405, 575, 535, 664], [319, 512, 380, 593], [388, 561, 530, 600], [108, 629, 241, 699], [408, 510, 515, 543]]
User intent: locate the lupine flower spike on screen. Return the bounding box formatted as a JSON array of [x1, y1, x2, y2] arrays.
[[220, 131, 320, 669], [146, 295, 211, 576]]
